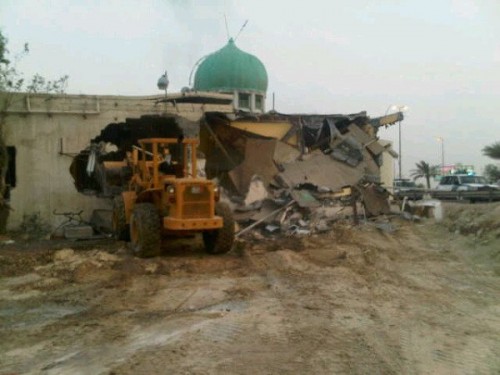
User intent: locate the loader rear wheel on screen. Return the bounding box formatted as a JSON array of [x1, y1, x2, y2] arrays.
[[112, 195, 129, 241], [203, 202, 235, 254], [130, 203, 161, 257]]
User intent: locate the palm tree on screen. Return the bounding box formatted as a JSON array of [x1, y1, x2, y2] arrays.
[[410, 161, 439, 189], [482, 142, 500, 160]]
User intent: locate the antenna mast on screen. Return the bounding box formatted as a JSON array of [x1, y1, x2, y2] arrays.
[[234, 20, 248, 42]]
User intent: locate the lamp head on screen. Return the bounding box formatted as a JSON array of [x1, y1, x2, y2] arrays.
[[386, 104, 408, 115], [157, 71, 169, 91]]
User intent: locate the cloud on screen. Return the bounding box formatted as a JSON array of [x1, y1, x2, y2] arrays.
[[451, 0, 479, 19]]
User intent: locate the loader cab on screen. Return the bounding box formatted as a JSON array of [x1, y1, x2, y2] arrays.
[[132, 138, 199, 188], [159, 146, 183, 177]]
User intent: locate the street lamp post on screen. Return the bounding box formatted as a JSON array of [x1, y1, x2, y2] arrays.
[[437, 137, 444, 176], [398, 119, 402, 180], [385, 104, 409, 180], [157, 71, 169, 95]]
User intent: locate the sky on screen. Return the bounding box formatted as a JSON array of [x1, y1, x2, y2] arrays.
[[1, 0, 499, 179]]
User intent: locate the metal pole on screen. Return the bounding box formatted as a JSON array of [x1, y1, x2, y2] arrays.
[[441, 138, 445, 176], [398, 120, 402, 179]]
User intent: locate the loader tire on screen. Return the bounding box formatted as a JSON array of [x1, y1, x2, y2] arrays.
[[130, 203, 161, 257], [112, 195, 129, 241], [203, 202, 235, 254]]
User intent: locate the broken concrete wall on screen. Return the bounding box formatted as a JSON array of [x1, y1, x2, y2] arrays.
[[202, 111, 401, 236], [2, 93, 166, 229], [200, 113, 280, 192], [228, 138, 279, 194], [70, 115, 192, 196], [277, 151, 364, 192], [203, 111, 398, 198], [2, 91, 234, 229]]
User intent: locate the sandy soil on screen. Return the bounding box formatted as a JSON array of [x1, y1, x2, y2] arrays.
[[1, 203, 499, 374]]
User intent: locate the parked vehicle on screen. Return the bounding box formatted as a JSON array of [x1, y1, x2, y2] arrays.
[[436, 174, 499, 192], [392, 179, 425, 200]]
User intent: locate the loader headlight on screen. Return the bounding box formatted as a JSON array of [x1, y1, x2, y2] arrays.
[[214, 186, 220, 202], [166, 186, 176, 203]]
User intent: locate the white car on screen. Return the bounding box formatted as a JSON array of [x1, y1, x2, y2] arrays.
[[436, 175, 499, 191], [393, 179, 425, 199]]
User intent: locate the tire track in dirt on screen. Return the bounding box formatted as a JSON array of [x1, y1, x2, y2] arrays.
[[387, 250, 500, 375], [244, 247, 404, 374]]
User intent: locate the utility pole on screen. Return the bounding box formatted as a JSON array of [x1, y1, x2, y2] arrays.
[[398, 119, 402, 179]]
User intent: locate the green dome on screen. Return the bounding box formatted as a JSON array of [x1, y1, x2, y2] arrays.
[[193, 38, 268, 93]]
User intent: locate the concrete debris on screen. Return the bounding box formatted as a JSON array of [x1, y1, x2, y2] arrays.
[[347, 124, 385, 156], [313, 206, 346, 219], [314, 219, 330, 233], [235, 201, 295, 238], [290, 189, 320, 208], [246, 200, 282, 222], [265, 224, 280, 233], [243, 175, 269, 206], [274, 141, 301, 164], [369, 221, 397, 233], [403, 199, 443, 221], [224, 111, 405, 238], [278, 150, 364, 192], [287, 225, 311, 236], [228, 138, 279, 195], [63, 225, 94, 240], [298, 219, 308, 227], [356, 183, 391, 217]]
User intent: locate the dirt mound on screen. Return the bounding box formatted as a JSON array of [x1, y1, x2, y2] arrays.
[[442, 202, 500, 238], [1, 205, 500, 374], [439, 202, 500, 266]]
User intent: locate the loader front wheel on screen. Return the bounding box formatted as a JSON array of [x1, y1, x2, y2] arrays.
[[112, 195, 129, 241], [203, 202, 235, 254], [130, 203, 161, 257]]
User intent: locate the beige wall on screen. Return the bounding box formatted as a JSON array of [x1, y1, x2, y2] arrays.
[[379, 139, 396, 191], [2, 92, 232, 229]]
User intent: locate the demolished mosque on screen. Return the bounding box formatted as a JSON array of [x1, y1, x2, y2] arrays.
[[2, 37, 403, 230]]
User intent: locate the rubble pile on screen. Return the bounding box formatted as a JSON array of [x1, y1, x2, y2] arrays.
[[69, 109, 413, 238], [227, 180, 393, 238], [202, 111, 405, 237]]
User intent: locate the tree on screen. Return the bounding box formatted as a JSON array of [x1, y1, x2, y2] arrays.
[[482, 142, 500, 160], [0, 29, 68, 231], [410, 161, 439, 189], [484, 164, 500, 183]]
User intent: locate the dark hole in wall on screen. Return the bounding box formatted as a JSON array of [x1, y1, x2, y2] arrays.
[[6, 146, 16, 189], [70, 115, 193, 196], [1, 146, 17, 200]]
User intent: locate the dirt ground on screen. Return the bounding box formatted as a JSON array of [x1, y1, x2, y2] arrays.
[[1, 202, 499, 374]]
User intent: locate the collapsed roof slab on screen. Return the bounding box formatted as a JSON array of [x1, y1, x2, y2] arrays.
[[277, 150, 365, 192], [228, 138, 279, 195]]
